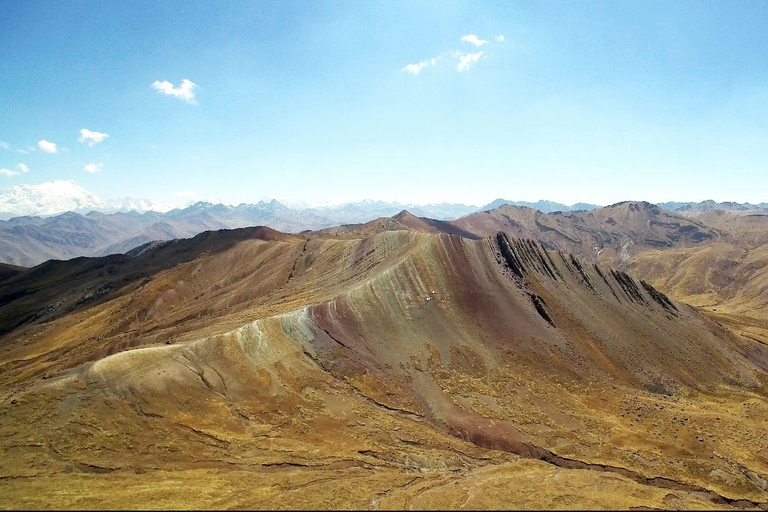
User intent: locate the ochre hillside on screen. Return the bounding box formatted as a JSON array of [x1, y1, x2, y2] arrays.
[[2, 223, 768, 509], [450, 201, 721, 268], [627, 211, 768, 348]]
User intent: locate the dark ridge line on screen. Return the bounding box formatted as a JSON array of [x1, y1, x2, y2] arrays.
[[495, 233, 667, 314], [348, 386, 425, 421], [515, 239, 537, 272], [529, 293, 555, 327], [496, 233, 561, 282], [611, 269, 647, 304], [569, 254, 595, 291], [533, 217, 581, 244], [526, 239, 558, 280], [558, 250, 575, 274], [740, 333, 768, 347], [594, 264, 623, 303], [640, 280, 679, 313], [286, 240, 309, 284], [74, 462, 120, 473], [515, 240, 537, 272], [173, 423, 231, 445], [543, 246, 565, 281], [317, 325, 353, 351], [496, 232, 525, 279]]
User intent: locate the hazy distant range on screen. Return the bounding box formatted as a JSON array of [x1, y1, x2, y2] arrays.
[[0, 180, 766, 267], [0, 199, 595, 267]]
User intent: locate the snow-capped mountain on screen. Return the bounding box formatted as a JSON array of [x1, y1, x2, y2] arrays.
[[102, 196, 175, 214], [0, 181, 105, 220], [0, 181, 174, 220]]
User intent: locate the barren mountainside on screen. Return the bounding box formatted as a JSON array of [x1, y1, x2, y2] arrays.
[[2, 219, 768, 508]]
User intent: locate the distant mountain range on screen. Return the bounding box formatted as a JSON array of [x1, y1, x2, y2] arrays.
[[1, 180, 766, 267], [479, 199, 600, 213], [0, 181, 599, 222], [657, 200, 768, 212]]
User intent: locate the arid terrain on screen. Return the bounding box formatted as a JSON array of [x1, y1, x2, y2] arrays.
[[1, 203, 768, 510]]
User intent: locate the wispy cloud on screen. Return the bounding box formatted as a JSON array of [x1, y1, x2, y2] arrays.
[[151, 79, 197, 104], [0, 168, 18, 177], [401, 56, 441, 75], [84, 163, 103, 173], [461, 34, 487, 47], [456, 51, 484, 71], [78, 128, 109, 147], [0, 141, 9, 150], [17, 163, 29, 173], [402, 35, 500, 75], [172, 191, 197, 198], [38, 140, 57, 153]]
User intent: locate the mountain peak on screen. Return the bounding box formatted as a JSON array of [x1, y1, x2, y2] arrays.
[[393, 209, 415, 220]]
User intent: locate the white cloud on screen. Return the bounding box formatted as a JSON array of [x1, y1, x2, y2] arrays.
[[172, 191, 197, 198], [0, 168, 19, 177], [0, 141, 9, 150], [84, 163, 103, 173], [402, 36, 499, 74], [38, 140, 57, 153], [456, 51, 484, 71], [78, 128, 109, 147], [151, 79, 197, 104], [402, 62, 427, 75], [461, 35, 487, 47], [18, 163, 29, 173], [402, 56, 441, 75]]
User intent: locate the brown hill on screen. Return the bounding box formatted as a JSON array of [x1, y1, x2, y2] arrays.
[[2, 225, 767, 508], [0, 226, 297, 339], [0, 262, 23, 283], [450, 201, 721, 268], [627, 212, 768, 345], [448, 204, 768, 347], [312, 209, 479, 239]]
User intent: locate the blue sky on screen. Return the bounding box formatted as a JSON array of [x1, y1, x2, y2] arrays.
[[1, 0, 767, 206]]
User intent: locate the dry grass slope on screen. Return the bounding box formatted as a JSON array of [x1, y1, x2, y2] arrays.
[[1, 223, 768, 509]]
